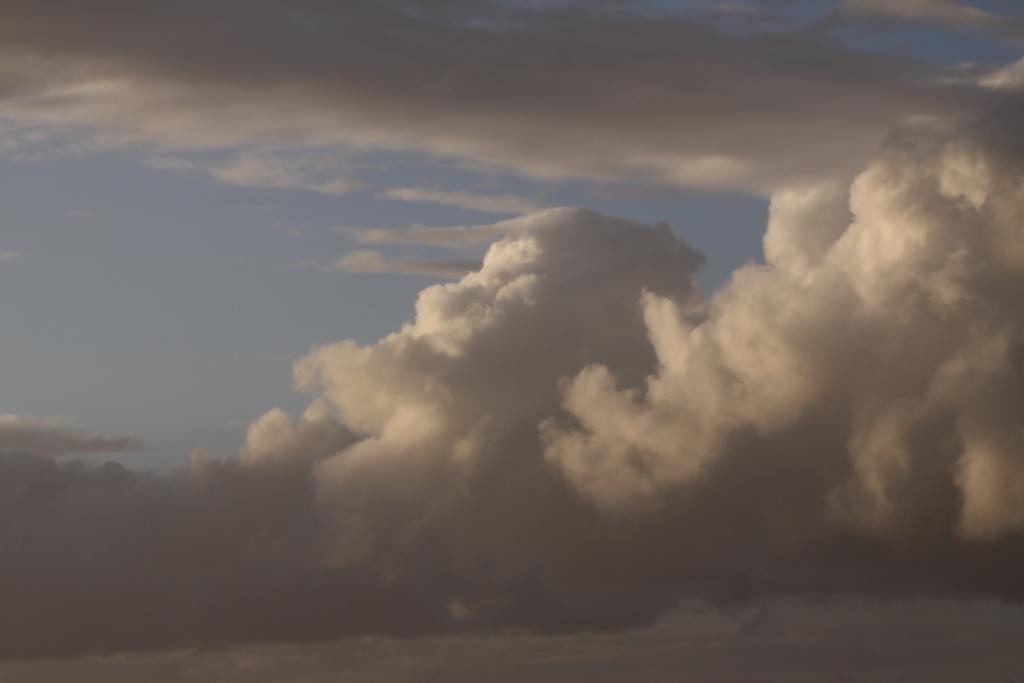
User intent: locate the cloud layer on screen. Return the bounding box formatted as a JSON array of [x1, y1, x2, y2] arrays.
[[0, 0, 987, 194], [0, 415, 142, 457]]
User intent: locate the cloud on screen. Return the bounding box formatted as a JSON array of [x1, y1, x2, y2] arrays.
[[0, 250, 22, 262], [6, 106, 1024, 660], [842, 0, 998, 28], [345, 222, 507, 249], [379, 188, 543, 215], [148, 153, 358, 195], [0, 0, 986, 194], [980, 57, 1024, 91], [3, 598, 1023, 682], [321, 249, 481, 278], [0, 415, 142, 456], [540, 110, 1024, 543], [840, 0, 1024, 41]]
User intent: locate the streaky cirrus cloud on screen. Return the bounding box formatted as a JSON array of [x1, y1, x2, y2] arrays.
[[147, 153, 358, 196], [0, 414, 142, 457], [378, 187, 544, 215], [321, 249, 481, 278], [344, 222, 508, 249]]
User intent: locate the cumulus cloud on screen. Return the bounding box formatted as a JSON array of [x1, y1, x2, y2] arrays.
[[287, 106, 1024, 620], [542, 111, 1024, 544], [0, 0, 985, 194], [6, 107, 1024, 659], [0, 415, 142, 456]]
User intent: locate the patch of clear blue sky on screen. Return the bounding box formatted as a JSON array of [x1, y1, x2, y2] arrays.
[[1, 0, 1018, 466]]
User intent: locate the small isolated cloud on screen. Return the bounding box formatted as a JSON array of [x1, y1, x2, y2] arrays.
[[0, 415, 143, 457], [321, 250, 480, 278], [0, 250, 23, 262], [379, 187, 543, 215], [65, 207, 99, 220]]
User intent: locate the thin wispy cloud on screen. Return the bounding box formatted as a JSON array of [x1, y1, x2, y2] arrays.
[[342, 223, 506, 249], [379, 187, 543, 215], [148, 154, 359, 195], [321, 249, 480, 278], [0, 414, 142, 457]]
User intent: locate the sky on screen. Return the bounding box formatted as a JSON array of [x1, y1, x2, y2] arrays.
[[2, 0, 1024, 680]]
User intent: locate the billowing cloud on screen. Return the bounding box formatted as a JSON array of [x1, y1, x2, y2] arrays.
[[543, 110, 1024, 543], [0, 415, 142, 457], [5, 107, 1024, 659], [0, 0, 987, 194]]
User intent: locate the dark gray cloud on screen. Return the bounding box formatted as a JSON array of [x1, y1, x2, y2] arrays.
[[0, 0, 990, 193], [0, 415, 142, 457], [3, 599, 1024, 682]]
